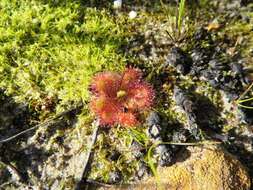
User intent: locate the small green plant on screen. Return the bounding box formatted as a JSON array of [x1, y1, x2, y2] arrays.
[[161, 0, 188, 43], [177, 0, 186, 36]]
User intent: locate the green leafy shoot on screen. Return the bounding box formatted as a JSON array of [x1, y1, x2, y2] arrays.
[[177, 0, 186, 36], [128, 128, 149, 146], [162, 0, 188, 43]]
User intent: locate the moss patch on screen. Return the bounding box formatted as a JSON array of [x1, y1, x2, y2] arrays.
[[0, 1, 126, 112]]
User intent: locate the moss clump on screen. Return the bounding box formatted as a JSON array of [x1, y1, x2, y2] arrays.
[[0, 1, 126, 112]]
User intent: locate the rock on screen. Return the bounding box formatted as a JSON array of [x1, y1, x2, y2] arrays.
[[146, 111, 160, 127], [165, 47, 192, 75], [146, 112, 174, 166], [147, 124, 162, 140], [238, 107, 253, 125], [231, 61, 251, 85], [208, 59, 228, 70], [154, 145, 173, 167], [134, 145, 251, 190], [231, 62, 244, 76], [191, 48, 209, 68], [190, 54, 246, 102], [171, 129, 188, 143], [146, 112, 162, 141], [173, 87, 201, 140]]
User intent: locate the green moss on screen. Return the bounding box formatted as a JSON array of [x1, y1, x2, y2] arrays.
[[0, 1, 126, 112], [224, 20, 253, 58]]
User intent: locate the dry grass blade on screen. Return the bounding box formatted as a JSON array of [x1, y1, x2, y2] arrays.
[[0, 104, 83, 144], [236, 82, 253, 109]]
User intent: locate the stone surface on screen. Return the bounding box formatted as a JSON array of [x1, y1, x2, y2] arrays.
[[110, 145, 251, 190], [165, 47, 192, 75]]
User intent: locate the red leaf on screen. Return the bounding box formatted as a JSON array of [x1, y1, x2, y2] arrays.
[[117, 112, 139, 127], [121, 68, 142, 90], [125, 82, 155, 110], [90, 96, 123, 126], [91, 72, 121, 98]]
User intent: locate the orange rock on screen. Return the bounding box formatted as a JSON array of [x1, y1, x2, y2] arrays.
[[105, 145, 251, 190]]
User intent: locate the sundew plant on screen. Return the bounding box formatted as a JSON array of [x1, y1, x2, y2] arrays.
[[89, 68, 155, 127]]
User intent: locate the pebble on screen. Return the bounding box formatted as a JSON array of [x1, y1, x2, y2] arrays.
[[208, 59, 228, 70], [147, 124, 162, 140], [172, 129, 188, 143], [129, 11, 137, 19], [231, 62, 244, 75], [145, 112, 175, 166], [172, 44, 253, 125], [189, 45, 246, 102], [146, 112, 163, 141], [194, 27, 212, 42], [113, 0, 122, 9]]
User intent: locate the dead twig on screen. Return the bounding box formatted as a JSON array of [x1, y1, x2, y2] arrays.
[[237, 82, 253, 102]]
